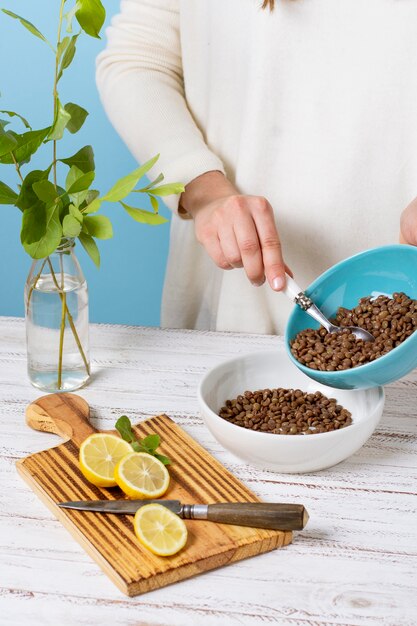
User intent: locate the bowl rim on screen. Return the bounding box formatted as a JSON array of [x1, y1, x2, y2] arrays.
[[197, 350, 385, 442], [284, 243, 417, 378]]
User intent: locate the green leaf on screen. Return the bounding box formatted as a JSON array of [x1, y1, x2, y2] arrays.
[[103, 154, 159, 202], [83, 197, 102, 214], [78, 232, 100, 267], [121, 202, 168, 226], [154, 453, 172, 466], [57, 34, 79, 81], [67, 171, 95, 194], [0, 124, 18, 157], [1, 9, 52, 48], [65, 4, 78, 33], [32, 180, 58, 203], [114, 415, 171, 463], [141, 434, 160, 452], [115, 416, 135, 443], [0, 110, 31, 129], [75, 0, 106, 38], [150, 195, 159, 213], [148, 183, 185, 197], [57, 36, 70, 63], [82, 189, 99, 207], [15, 168, 52, 211], [60, 145, 95, 173], [69, 204, 84, 224], [83, 215, 113, 239], [23, 203, 62, 258], [48, 99, 72, 141], [71, 189, 89, 208], [0, 181, 18, 204], [0, 127, 50, 165], [21, 202, 46, 245], [135, 172, 164, 191], [63, 214, 82, 237], [64, 102, 88, 134], [66, 165, 83, 192]]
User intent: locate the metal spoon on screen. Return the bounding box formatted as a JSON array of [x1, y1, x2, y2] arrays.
[[283, 275, 375, 342]]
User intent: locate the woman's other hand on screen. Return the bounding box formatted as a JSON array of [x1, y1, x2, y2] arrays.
[[400, 196, 417, 245], [180, 171, 289, 290]]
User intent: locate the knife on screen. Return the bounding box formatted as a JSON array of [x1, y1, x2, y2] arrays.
[[58, 500, 309, 530]]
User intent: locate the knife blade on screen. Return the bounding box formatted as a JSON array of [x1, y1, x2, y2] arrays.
[[58, 500, 309, 530]]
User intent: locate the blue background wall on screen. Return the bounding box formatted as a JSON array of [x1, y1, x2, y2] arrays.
[[0, 0, 170, 326]]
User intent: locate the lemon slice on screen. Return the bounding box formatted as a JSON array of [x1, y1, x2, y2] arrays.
[[114, 452, 170, 499], [134, 503, 188, 556], [79, 434, 132, 487]]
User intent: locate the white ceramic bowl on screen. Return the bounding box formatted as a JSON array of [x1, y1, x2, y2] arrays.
[[198, 349, 385, 473]]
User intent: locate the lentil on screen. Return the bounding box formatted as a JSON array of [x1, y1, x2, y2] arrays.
[[291, 292, 417, 371], [219, 388, 352, 435]]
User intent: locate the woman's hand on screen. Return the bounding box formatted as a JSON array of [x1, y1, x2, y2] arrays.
[[400, 196, 417, 245], [180, 171, 288, 290]]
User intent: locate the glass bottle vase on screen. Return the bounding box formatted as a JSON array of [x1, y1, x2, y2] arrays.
[[24, 238, 91, 392]]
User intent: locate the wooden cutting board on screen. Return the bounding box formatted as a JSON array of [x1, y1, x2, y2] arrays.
[[17, 393, 292, 596]]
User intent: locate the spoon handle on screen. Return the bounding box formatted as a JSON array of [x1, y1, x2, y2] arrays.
[[283, 275, 333, 333], [283, 275, 313, 310]]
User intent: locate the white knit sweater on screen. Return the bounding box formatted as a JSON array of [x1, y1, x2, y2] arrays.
[[96, 0, 417, 333]]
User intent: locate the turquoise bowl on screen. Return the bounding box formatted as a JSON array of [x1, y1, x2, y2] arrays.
[[285, 244, 417, 389]]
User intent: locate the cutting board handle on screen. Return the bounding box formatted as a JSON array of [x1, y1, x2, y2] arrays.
[[26, 393, 97, 446]]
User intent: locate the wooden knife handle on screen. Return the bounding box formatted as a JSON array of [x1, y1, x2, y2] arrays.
[[26, 393, 96, 446], [206, 502, 309, 530]]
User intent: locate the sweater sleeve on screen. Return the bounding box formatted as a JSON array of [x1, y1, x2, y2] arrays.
[[96, 0, 225, 214]]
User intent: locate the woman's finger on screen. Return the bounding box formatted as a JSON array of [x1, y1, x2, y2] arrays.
[[252, 199, 286, 290], [233, 214, 265, 285], [218, 226, 243, 268], [200, 229, 233, 270]]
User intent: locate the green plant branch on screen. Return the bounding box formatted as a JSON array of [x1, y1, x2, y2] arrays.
[[46, 257, 90, 376], [11, 152, 24, 183], [52, 0, 66, 189], [26, 258, 48, 313], [57, 290, 66, 389], [52, 0, 68, 389]]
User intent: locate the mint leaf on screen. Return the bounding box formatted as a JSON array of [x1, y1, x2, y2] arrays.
[[141, 434, 160, 452], [115, 415, 135, 443], [114, 415, 171, 464], [154, 453, 171, 466]]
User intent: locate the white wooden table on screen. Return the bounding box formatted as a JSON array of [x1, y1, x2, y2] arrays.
[[1, 317, 416, 626]]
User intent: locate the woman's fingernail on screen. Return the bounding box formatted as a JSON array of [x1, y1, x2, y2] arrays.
[[272, 276, 285, 291]]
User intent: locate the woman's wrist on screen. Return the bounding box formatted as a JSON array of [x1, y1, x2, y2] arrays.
[[180, 171, 237, 217]]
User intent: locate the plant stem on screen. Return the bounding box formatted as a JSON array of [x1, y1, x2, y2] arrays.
[[26, 258, 48, 313], [46, 257, 91, 376], [52, 0, 66, 189], [11, 152, 24, 183], [57, 291, 66, 389]]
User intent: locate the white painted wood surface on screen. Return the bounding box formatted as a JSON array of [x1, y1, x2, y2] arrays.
[[0, 316, 416, 626]]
